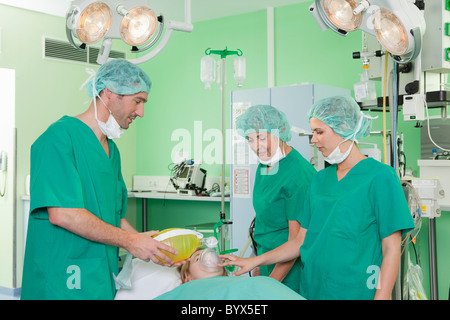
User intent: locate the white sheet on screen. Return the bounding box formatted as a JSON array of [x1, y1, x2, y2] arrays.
[[114, 258, 182, 300]]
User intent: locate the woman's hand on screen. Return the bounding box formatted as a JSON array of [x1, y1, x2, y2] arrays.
[[219, 255, 261, 276]]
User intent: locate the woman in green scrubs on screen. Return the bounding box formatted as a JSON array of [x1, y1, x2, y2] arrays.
[[222, 96, 415, 300], [22, 59, 178, 300], [235, 105, 316, 293]]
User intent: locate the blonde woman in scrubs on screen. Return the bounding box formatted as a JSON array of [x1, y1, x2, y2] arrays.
[[235, 105, 316, 294], [222, 96, 415, 300]]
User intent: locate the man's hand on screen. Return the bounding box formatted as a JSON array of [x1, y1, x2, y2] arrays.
[[126, 231, 179, 266]]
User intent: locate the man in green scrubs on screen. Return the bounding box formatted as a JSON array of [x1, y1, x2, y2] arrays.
[[22, 59, 177, 300], [235, 105, 316, 293]]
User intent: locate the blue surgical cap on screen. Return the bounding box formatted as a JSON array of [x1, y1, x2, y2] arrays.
[[236, 105, 291, 142], [86, 59, 152, 97], [308, 96, 372, 140]]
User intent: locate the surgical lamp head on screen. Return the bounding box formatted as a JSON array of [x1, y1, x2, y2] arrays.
[[67, 0, 160, 45], [66, 0, 193, 64], [310, 0, 426, 63]]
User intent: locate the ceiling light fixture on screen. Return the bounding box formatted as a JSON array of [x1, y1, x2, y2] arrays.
[[66, 0, 193, 64], [310, 0, 426, 63]]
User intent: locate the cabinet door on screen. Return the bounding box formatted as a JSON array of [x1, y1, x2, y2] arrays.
[[270, 85, 314, 161], [230, 88, 270, 257]]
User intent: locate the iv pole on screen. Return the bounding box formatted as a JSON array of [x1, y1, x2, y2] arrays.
[[204, 47, 243, 251]]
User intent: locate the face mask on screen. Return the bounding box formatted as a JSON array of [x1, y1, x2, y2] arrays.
[[324, 139, 355, 164], [96, 103, 123, 139], [258, 140, 286, 166], [199, 237, 222, 273], [324, 114, 364, 165], [92, 78, 123, 140]]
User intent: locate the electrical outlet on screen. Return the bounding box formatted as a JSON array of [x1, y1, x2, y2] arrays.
[[132, 176, 176, 192]]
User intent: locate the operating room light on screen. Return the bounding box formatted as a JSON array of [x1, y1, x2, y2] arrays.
[[309, 0, 426, 63], [66, 0, 194, 64], [322, 0, 362, 32], [120, 6, 157, 46], [76, 2, 112, 44], [372, 7, 408, 56]]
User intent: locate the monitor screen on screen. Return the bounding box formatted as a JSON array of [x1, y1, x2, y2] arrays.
[[179, 166, 189, 179]]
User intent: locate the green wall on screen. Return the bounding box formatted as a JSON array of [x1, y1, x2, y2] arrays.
[[0, 1, 448, 299]]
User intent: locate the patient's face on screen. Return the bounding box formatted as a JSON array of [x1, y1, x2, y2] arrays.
[[184, 250, 224, 283]]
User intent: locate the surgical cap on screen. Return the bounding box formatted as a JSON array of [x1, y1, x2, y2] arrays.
[[236, 105, 291, 142], [308, 96, 372, 140], [86, 59, 152, 97]]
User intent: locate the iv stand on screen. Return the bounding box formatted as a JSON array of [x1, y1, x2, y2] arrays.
[[204, 47, 243, 250], [219, 56, 227, 251]]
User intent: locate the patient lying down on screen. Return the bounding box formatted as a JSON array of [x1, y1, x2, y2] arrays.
[[114, 248, 227, 300], [115, 248, 304, 300], [157, 248, 304, 300], [177, 248, 228, 283]]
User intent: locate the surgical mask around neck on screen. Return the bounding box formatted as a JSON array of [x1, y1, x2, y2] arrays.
[[199, 237, 222, 273], [92, 80, 123, 140], [324, 139, 355, 165], [95, 100, 123, 139], [324, 113, 365, 165], [258, 142, 286, 167]]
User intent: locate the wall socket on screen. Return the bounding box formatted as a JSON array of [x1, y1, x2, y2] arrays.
[[132, 176, 176, 192]]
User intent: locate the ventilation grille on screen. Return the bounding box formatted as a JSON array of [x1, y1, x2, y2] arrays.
[[44, 38, 126, 65]]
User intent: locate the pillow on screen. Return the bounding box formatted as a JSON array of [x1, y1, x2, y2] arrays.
[[115, 258, 182, 300]]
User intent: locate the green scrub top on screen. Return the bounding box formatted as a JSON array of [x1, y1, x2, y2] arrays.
[[298, 158, 415, 300], [253, 148, 316, 293], [21, 116, 128, 300]]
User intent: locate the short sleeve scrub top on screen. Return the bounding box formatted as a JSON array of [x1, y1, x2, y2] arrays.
[[298, 158, 415, 300], [253, 148, 316, 293], [21, 116, 128, 300]]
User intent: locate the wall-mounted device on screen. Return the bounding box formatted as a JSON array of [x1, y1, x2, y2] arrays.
[[403, 94, 425, 121]]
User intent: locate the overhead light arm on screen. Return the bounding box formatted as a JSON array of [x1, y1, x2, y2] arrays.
[[392, 27, 422, 64], [66, 6, 89, 51], [353, 0, 370, 16], [127, 28, 174, 64]]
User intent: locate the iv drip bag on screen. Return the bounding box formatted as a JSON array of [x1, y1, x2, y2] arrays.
[[233, 56, 246, 87], [200, 55, 216, 89]]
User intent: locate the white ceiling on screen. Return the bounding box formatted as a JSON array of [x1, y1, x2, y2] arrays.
[[0, 0, 309, 22]]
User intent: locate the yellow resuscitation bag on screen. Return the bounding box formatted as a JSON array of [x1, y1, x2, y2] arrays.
[[152, 228, 204, 263]]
